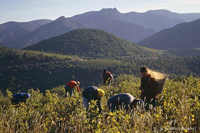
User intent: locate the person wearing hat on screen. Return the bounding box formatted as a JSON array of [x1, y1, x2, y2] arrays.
[[102, 69, 113, 86], [107, 93, 144, 112], [139, 66, 158, 111], [11, 92, 30, 104], [65, 80, 81, 97], [82, 86, 105, 113]]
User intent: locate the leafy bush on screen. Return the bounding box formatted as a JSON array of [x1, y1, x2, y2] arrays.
[[0, 75, 199, 132]]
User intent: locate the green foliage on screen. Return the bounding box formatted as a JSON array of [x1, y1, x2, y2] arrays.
[[0, 75, 199, 132], [1, 44, 200, 94], [78, 59, 121, 68], [0, 45, 58, 67], [1, 27, 200, 132], [166, 48, 200, 58], [24, 29, 163, 59]]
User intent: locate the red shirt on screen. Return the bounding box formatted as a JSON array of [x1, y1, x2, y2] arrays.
[[66, 81, 80, 92]]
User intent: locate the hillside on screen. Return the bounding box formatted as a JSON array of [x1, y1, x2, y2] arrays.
[[0, 46, 200, 131], [165, 48, 200, 57], [1, 45, 200, 94], [24, 29, 162, 59], [138, 19, 200, 50]]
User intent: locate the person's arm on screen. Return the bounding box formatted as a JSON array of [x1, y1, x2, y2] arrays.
[[11, 97, 17, 104], [86, 89, 94, 102], [15, 95, 21, 104], [76, 86, 82, 95], [97, 99, 102, 113], [140, 78, 145, 92], [76, 85, 80, 92], [109, 73, 112, 81], [21, 95, 27, 103], [102, 73, 106, 83], [88, 92, 93, 101]]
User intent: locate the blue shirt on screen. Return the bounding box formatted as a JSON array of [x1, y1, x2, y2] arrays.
[[107, 93, 136, 111], [82, 86, 102, 111], [12, 93, 27, 104]]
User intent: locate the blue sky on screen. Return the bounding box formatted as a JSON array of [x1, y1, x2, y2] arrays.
[[0, 0, 200, 24]]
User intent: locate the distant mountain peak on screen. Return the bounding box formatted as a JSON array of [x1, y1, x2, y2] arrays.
[[100, 7, 120, 14], [145, 9, 177, 15], [55, 16, 66, 21]]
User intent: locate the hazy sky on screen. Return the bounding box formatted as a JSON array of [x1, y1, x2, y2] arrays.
[[1, 0, 200, 24]]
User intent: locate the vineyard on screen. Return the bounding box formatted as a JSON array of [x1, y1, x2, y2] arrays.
[[0, 75, 199, 132]]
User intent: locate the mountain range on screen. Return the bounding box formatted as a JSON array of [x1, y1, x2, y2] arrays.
[[1, 8, 200, 49], [0, 19, 52, 44], [2, 17, 90, 49], [138, 18, 200, 50], [124, 9, 200, 31]]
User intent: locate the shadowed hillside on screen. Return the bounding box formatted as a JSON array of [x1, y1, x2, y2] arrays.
[[1, 45, 200, 94]]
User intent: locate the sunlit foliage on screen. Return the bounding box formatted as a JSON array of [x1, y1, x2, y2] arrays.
[[0, 75, 199, 132]]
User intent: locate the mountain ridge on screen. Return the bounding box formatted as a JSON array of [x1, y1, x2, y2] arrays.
[[0, 19, 52, 44], [1, 8, 200, 49], [138, 18, 200, 50], [3, 18, 90, 49]]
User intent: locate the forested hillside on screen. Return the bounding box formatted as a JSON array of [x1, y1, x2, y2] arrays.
[[24, 29, 163, 59], [166, 48, 200, 57], [1, 45, 200, 94]]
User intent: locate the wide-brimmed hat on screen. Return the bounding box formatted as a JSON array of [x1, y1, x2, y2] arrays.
[[97, 89, 105, 97]]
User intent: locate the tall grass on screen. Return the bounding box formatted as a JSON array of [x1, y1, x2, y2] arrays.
[[0, 75, 199, 132]]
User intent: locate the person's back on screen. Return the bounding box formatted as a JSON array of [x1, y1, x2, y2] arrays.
[[82, 86, 100, 101], [102, 69, 113, 86], [107, 93, 135, 112], [12, 93, 30, 104], [65, 80, 80, 97], [82, 86, 105, 113], [140, 66, 157, 110], [66, 81, 78, 88]]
